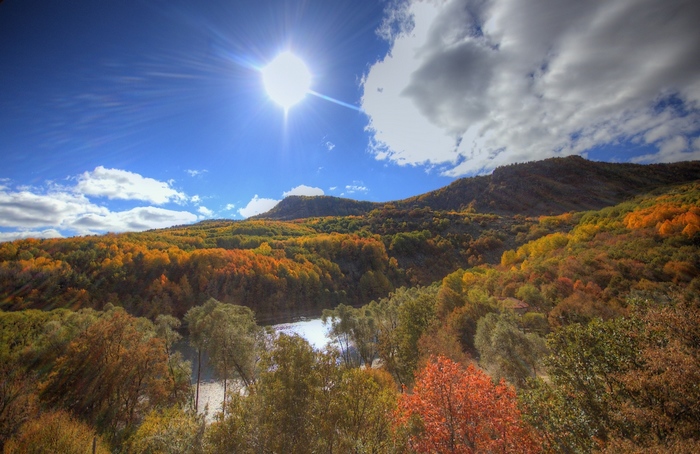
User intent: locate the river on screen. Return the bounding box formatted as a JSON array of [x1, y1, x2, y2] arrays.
[[175, 316, 332, 418]]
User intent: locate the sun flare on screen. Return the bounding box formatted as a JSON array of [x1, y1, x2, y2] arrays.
[[262, 52, 311, 110]]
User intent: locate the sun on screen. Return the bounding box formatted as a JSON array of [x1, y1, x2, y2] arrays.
[[261, 52, 311, 110]]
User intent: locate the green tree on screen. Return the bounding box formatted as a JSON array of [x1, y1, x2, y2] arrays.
[[322, 303, 358, 367], [394, 285, 439, 384], [330, 367, 398, 453], [446, 297, 497, 357], [254, 334, 319, 454], [205, 334, 399, 454], [184, 299, 262, 413], [155, 315, 192, 406], [206, 334, 322, 454], [128, 406, 204, 454], [475, 312, 548, 388], [521, 314, 642, 452]]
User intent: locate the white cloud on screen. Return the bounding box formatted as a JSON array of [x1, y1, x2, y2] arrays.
[[225, 203, 236, 211], [329, 186, 337, 191], [0, 184, 198, 238], [198, 206, 214, 217], [0, 229, 63, 242], [237, 184, 327, 219], [362, 0, 700, 175], [186, 169, 208, 177], [67, 207, 198, 234], [75, 166, 188, 204], [345, 182, 369, 194], [238, 195, 280, 218], [283, 185, 325, 198], [0, 188, 108, 229], [325, 141, 336, 151], [191, 195, 201, 204], [0, 168, 199, 241]]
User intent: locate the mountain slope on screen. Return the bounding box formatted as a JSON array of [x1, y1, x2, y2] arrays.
[[254, 196, 378, 221], [406, 156, 700, 215], [258, 157, 700, 220]]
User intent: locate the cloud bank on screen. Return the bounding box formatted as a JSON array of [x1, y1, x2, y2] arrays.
[[362, 0, 700, 175], [0, 167, 199, 241]]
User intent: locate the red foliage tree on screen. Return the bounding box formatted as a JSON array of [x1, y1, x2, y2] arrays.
[[396, 356, 540, 453]]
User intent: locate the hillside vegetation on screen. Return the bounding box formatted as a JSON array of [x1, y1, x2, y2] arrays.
[[4, 157, 698, 322], [260, 156, 700, 219], [2, 158, 700, 452]]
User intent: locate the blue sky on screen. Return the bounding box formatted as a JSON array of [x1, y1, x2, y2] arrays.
[[1, 0, 699, 241]]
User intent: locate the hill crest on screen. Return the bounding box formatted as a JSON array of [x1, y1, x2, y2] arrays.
[[257, 156, 700, 220]]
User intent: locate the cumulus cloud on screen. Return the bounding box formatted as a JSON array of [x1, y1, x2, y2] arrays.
[[198, 206, 214, 217], [0, 168, 199, 241], [238, 195, 280, 218], [282, 185, 325, 198], [0, 184, 198, 238], [361, 0, 700, 175], [225, 203, 236, 211], [68, 207, 197, 234], [75, 166, 188, 204], [0, 188, 108, 229]]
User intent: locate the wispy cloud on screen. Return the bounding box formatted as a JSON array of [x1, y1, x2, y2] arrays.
[[186, 169, 208, 177], [325, 141, 336, 151], [362, 0, 700, 175], [345, 182, 369, 194]]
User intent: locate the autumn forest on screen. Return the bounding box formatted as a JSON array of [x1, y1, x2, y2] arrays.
[[2, 157, 700, 453]]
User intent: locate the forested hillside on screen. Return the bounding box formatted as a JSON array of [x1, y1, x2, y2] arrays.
[[2, 159, 700, 452], [0, 196, 571, 321], [260, 156, 700, 219]]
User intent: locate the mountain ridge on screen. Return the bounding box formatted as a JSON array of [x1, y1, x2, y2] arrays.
[[256, 156, 700, 220]]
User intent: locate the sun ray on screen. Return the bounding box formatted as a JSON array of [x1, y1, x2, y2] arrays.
[[308, 90, 362, 112]]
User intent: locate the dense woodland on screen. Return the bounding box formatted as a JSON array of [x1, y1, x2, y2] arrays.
[[2, 158, 700, 452]]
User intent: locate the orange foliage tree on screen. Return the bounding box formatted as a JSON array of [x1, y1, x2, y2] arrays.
[[395, 356, 540, 454], [39, 309, 179, 437]]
